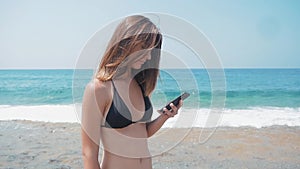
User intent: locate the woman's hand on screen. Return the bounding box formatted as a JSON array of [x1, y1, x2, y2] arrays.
[[147, 100, 183, 137], [162, 100, 183, 118]]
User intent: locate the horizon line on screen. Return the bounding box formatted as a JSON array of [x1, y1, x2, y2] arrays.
[[0, 67, 300, 70]]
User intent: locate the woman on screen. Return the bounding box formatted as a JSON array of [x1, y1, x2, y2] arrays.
[[81, 15, 183, 169]]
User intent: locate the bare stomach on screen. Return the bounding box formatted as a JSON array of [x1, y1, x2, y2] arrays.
[[100, 123, 152, 169], [101, 150, 152, 169]]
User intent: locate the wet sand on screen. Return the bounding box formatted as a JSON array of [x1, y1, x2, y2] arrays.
[[0, 120, 299, 169]]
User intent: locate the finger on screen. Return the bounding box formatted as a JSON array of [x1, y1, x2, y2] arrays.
[[165, 111, 174, 117], [163, 108, 174, 117], [166, 109, 176, 117], [176, 100, 183, 110], [157, 109, 164, 114], [170, 103, 178, 112], [178, 100, 183, 108], [163, 108, 172, 114]]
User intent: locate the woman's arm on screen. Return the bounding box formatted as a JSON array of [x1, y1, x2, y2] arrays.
[[81, 80, 109, 169], [81, 129, 100, 169], [146, 100, 183, 137]]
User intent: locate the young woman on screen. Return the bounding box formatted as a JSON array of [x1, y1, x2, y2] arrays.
[[81, 15, 183, 169]]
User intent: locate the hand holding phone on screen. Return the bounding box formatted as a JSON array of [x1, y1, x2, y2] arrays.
[[158, 92, 190, 113]]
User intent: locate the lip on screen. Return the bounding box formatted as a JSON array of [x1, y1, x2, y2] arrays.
[[138, 60, 146, 64]]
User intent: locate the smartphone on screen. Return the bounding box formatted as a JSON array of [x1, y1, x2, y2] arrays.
[[158, 92, 190, 113]]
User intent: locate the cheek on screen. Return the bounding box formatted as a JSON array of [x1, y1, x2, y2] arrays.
[[131, 61, 142, 69], [140, 53, 151, 61]]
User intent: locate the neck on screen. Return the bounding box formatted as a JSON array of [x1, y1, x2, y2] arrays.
[[114, 68, 133, 82]]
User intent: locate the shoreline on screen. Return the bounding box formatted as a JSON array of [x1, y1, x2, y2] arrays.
[[1, 105, 300, 128], [1, 120, 299, 169], [1, 119, 300, 129]]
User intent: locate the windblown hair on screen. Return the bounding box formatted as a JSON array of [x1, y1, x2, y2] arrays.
[[95, 15, 162, 96]]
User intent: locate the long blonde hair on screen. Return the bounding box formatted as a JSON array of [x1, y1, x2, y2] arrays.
[[96, 15, 162, 96]]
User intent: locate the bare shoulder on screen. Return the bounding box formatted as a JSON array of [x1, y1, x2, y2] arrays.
[[83, 79, 112, 112], [84, 79, 111, 96]]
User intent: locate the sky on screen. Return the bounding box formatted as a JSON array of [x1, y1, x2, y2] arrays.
[[0, 0, 300, 69]]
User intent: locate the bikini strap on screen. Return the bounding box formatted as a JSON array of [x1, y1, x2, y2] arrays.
[[137, 82, 146, 96], [111, 80, 115, 88]]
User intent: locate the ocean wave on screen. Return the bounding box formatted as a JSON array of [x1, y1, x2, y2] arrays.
[[0, 104, 79, 123], [180, 107, 300, 128], [0, 105, 299, 128]]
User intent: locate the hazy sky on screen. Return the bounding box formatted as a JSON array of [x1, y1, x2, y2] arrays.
[[1, 0, 300, 69]]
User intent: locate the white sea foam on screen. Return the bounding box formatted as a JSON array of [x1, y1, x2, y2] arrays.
[[0, 105, 79, 123], [0, 105, 300, 128], [187, 107, 300, 128]]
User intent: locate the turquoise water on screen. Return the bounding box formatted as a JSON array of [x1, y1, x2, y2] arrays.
[[0, 69, 299, 109]]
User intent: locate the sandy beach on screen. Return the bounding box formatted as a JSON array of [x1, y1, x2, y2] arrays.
[[0, 120, 299, 169]]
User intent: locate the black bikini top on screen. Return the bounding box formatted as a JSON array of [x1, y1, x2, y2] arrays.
[[102, 80, 153, 128]]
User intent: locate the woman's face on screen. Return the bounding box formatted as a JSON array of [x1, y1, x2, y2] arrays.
[[131, 49, 152, 70]]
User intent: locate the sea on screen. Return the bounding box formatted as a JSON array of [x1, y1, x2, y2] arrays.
[[0, 69, 299, 128]]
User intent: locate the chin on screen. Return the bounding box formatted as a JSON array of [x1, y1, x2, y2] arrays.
[[132, 64, 142, 70], [132, 64, 143, 69]]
